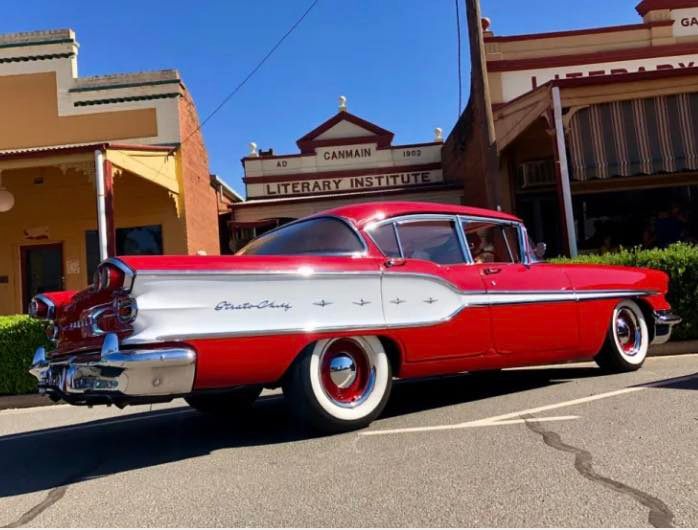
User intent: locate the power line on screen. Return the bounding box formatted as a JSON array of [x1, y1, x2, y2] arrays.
[[454, 0, 463, 116], [178, 0, 320, 149]]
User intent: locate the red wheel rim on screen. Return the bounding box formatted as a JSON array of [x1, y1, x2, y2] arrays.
[[615, 307, 641, 356], [320, 339, 371, 405]]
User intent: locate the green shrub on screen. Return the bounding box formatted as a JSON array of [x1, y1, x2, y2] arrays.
[[552, 242, 698, 341], [0, 315, 51, 395]]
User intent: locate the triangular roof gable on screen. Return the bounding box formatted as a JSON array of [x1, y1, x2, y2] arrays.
[[296, 111, 394, 153]]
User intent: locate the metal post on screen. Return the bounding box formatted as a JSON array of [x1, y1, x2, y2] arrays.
[[551, 86, 578, 257], [94, 149, 109, 261]]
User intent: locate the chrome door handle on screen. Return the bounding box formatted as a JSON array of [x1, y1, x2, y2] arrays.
[[482, 267, 501, 275]]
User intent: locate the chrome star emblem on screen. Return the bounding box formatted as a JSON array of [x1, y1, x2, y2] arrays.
[[390, 297, 406, 305], [313, 299, 332, 307], [353, 298, 371, 306], [423, 297, 438, 304]]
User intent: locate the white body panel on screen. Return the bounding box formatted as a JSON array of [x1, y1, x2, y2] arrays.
[[124, 270, 654, 344]]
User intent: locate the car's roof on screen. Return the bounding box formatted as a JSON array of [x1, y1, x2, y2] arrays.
[[316, 201, 522, 228]]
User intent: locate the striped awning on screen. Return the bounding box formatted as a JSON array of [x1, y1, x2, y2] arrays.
[[568, 93, 698, 181]]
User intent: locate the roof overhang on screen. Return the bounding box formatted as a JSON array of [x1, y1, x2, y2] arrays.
[[0, 142, 181, 195], [493, 66, 698, 151]]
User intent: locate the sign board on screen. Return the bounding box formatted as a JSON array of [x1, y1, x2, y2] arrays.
[[247, 169, 444, 198], [499, 53, 698, 102], [672, 7, 698, 37]]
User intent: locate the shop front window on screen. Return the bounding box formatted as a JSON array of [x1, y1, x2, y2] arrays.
[[85, 225, 163, 283]]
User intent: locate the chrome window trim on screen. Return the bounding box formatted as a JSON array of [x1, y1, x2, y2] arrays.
[[366, 214, 469, 264], [457, 215, 526, 266], [235, 215, 369, 257]]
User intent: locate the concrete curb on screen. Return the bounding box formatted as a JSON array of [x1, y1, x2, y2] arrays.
[[0, 393, 55, 411], [649, 339, 698, 356]]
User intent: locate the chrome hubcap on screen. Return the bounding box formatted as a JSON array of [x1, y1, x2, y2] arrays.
[[329, 354, 357, 389], [615, 308, 641, 357]]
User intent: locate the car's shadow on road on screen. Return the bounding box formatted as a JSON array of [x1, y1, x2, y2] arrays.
[[0, 365, 604, 499]]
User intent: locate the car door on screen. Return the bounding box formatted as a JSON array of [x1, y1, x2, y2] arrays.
[[367, 215, 492, 361], [462, 218, 580, 358]]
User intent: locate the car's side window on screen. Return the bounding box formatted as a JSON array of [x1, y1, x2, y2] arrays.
[[369, 223, 401, 258], [395, 219, 465, 265], [462, 221, 521, 264]]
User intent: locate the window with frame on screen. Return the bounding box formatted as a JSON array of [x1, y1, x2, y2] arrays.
[[462, 221, 521, 264], [395, 219, 465, 265], [367, 223, 401, 258], [236, 217, 364, 256], [85, 225, 163, 283]]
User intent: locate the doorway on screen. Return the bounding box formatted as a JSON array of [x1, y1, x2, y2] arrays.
[[20, 243, 63, 313]]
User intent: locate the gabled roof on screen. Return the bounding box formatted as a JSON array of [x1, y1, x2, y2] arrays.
[[296, 111, 394, 153]]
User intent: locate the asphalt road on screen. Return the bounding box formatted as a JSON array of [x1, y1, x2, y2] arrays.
[[0, 354, 696, 528]]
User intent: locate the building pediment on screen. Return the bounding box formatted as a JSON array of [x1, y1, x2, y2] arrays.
[[296, 111, 394, 153]]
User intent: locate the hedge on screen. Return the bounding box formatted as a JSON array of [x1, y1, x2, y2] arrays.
[[0, 315, 51, 395], [552, 242, 698, 341]]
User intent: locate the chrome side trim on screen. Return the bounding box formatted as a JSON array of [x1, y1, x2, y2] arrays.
[[135, 269, 384, 279]]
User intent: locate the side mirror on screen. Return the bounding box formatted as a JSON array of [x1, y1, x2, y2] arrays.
[[534, 242, 547, 259]]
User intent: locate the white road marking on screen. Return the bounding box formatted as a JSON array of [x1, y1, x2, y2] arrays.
[[361, 372, 697, 436]]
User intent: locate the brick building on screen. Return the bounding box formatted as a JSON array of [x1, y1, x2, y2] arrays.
[[445, 0, 698, 256], [0, 29, 229, 314]]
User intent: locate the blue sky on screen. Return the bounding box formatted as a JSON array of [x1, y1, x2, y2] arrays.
[[5, 1, 642, 195]]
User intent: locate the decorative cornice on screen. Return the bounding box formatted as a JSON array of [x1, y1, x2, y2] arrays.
[[73, 92, 181, 107], [0, 52, 74, 64]]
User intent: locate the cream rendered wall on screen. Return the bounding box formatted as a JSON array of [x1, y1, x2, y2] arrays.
[[0, 167, 185, 315]]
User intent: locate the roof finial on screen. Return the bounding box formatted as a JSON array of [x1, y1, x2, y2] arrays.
[[338, 95, 347, 112], [248, 142, 258, 157], [434, 127, 443, 142]]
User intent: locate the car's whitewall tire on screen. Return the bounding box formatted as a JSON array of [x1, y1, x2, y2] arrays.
[[595, 299, 649, 372], [284, 335, 392, 432]]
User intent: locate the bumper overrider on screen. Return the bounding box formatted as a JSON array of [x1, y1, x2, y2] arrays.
[[652, 310, 682, 345], [29, 333, 196, 405]]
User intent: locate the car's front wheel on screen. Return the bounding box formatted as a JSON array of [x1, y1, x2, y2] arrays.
[[283, 336, 392, 433], [594, 299, 649, 372], [185, 385, 263, 415]]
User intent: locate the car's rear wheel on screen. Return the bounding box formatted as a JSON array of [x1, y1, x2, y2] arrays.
[[283, 336, 392, 433], [594, 299, 649, 372], [185, 385, 262, 415]]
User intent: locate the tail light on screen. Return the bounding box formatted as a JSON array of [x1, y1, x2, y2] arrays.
[[93, 260, 133, 293], [45, 322, 59, 341], [29, 295, 55, 320], [113, 296, 138, 324], [95, 264, 124, 291]]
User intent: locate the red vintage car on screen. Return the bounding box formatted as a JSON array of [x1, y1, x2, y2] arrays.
[[29, 201, 680, 432]]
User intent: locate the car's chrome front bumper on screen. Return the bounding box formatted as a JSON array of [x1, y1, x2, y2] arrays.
[[29, 333, 196, 403], [651, 310, 682, 345]]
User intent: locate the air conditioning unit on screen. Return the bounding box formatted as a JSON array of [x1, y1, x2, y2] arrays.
[[518, 159, 555, 189]]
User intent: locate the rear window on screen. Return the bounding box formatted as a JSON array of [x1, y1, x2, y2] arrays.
[[236, 217, 364, 256]]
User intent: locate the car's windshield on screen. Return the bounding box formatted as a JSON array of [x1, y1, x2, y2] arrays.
[[236, 217, 365, 256]]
